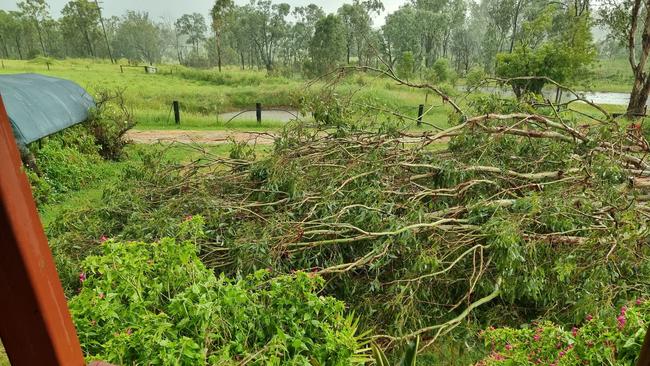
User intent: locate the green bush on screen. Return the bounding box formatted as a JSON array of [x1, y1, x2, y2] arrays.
[[477, 299, 650, 365], [85, 89, 136, 160], [70, 223, 367, 365], [397, 51, 415, 81], [431, 58, 452, 83], [28, 127, 101, 205], [466, 66, 486, 91]]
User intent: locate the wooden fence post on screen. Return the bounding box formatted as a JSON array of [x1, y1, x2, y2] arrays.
[[173, 101, 180, 125], [417, 104, 424, 127], [256, 103, 262, 124]]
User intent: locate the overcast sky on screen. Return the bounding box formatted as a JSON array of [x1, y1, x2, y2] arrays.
[[0, 0, 406, 26]]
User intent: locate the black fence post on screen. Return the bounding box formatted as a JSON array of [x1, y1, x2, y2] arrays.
[[120, 65, 124, 73], [256, 103, 262, 124], [417, 104, 424, 127], [173, 101, 180, 125]]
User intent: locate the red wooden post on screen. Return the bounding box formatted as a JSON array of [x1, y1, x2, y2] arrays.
[[0, 94, 86, 365]]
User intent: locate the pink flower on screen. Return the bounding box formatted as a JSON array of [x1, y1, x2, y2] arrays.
[[79, 272, 87, 283], [99, 292, 105, 300], [534, 334, 541, 341], [505, 344, 513, 351], [637, 298, 643, 305], [100, 235, 108, 243], [492, 352, 506, 361], [559, 351, 566, 357], [621, 306, 628, 315], [617, 315, 626, 329], [184, 215, 193, 221], [586, 314, 593, 321], [572, 327, 578, 337]]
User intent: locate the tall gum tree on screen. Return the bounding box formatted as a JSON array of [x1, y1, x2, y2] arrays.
[[600, 0, 650, 115], [17, 0, 50, 56], [211, 0, 234, 72]]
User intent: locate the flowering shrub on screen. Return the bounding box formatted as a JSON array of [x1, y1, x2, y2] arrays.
[[69, 231, 366, 365], [477, 300, 649, 365]]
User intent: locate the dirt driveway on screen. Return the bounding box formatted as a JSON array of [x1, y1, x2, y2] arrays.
[[126, 130, 277, 145]]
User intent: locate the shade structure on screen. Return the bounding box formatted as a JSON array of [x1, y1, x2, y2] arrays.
[[0, 73, 94, 146]]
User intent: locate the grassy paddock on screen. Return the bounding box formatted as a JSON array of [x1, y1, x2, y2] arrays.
[[0, 58, 636, 131]]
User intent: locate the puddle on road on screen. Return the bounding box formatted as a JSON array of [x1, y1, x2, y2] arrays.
[[217, 109, 307, 123]]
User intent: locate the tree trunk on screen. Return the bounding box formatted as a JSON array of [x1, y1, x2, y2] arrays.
[[15, 36, 22, 60], [0, 35, 9, 59], [35, 22, 47, 56], [628, 76, 650, 115], [217, 48, 222, 71], [217, 42, 222, 72], [83, 29, 95, 57], [625, 0, 650, 115], [240, 52, 245, 70], [509, 0, 523, 53]]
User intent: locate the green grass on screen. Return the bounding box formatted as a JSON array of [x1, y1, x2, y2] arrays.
[[0, 342, 7, 366], [586, 58, 635, 93], [0, 59, 306, 130], [39, 142, 272, 228], [0, 58, 639, 133]]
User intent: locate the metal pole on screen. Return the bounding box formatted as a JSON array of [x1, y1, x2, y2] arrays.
[[0, 94, 86, 366], [94, 0, 114, 64], [256, 102, 262, 124], [417, 104, 424, 127], [173, 101, 181, 124]]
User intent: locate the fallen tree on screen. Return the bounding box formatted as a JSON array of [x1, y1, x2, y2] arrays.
[[49, 74, 650, 358]]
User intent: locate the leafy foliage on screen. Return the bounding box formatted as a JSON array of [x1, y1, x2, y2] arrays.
[[307, 14, 347, 76], [70, 225, 367, 365], [85, 88, 136, 160], [495, 5, 596, 97], [27, 126, 101, 205], [51, 100, 650, 349], [477, 299, 650, 365]]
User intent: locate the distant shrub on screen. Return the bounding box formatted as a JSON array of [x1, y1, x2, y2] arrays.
[[397, 51, 415, 81], [432, 58, 452, 83], [466, 66, 487, 91], [85, 88, 136, 160], [70, 228, 366, 365]]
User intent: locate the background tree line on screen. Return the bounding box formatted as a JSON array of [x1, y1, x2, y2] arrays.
[[2, 0, 650, 111], [0, 0, 611, 73]]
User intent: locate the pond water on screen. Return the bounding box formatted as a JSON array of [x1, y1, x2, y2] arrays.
[[217, 109, 306, 123], [459, 86, 642, 106]]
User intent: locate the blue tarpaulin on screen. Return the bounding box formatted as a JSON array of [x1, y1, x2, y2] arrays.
[[0, 73, 95, 146]]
